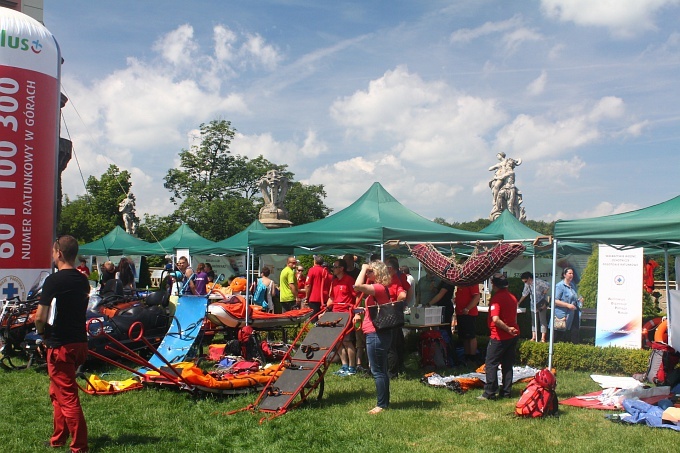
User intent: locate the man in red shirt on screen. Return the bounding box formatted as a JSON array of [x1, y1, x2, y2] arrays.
[[454, 284, 481, 363], [305, 255, 330, 319], [478, 273, 519, 401], [327, 259, 358, 376]]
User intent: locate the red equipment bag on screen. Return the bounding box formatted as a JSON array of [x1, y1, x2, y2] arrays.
[[515, 369, 558, 418], [646, 341, 680, 386], [419, 330, 447, 369]]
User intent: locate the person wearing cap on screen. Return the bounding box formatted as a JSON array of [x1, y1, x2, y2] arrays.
[[478, 273, 520, 401]]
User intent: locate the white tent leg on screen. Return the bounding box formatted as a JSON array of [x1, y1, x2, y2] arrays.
[[548, 240, 558, 370]]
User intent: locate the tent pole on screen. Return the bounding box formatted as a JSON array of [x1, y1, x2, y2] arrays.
[[531, 254, 537, 341], [664, 245, 671, 323], [245, 246, 251, 326], [380, 243, 384, 261], [548, 239, 558, 370]]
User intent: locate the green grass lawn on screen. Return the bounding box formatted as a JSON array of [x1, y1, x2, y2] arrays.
[[1, 352, 677, 453]]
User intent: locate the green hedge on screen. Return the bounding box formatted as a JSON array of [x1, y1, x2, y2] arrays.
[[517, 340, 650, 375]]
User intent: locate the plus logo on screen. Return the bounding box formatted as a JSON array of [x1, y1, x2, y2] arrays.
[[0, 275, 26, 301], [2, 282, 19, 299]]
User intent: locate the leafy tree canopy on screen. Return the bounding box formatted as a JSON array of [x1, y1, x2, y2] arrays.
[[60, 119, 332, 246], [285, 182, 332, 226], [58, 164, 133, 242], [434, 216, 555, 235]]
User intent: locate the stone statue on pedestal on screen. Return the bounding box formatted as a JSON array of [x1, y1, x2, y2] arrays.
[[119, 191, 139, 235], [488, 152, 526, 221], [258, 170, 292, 228]]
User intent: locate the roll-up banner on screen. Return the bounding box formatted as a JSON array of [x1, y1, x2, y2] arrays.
[[595, 245, 643, 348], [0, 9, 61, 300]]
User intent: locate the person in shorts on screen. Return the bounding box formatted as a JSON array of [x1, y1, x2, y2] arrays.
[[454, 284, 481, 364], [327, 259, 358, 376]]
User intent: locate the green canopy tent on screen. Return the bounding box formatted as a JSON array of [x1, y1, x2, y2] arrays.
[[550, 194, 680, 367], [554, 194, 680, 249], [193, 220, 268, 255], [127, 223, 216, 256], [78, 226, 153, 256], [480, 210, 591, 339], [481, 210, 591, 256], [248, 182, 501, 254]]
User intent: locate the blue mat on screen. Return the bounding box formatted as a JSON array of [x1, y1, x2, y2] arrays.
[[140, 295, 208, 372]]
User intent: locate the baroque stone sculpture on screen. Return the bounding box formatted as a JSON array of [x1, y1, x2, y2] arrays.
[[258, 170, 292, 228], [488, 152, 526, 221], [119, 191, 139, 235]]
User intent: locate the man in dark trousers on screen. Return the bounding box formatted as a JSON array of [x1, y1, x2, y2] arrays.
[[478, 273, 520, 401], [35, 235, 90, 452]]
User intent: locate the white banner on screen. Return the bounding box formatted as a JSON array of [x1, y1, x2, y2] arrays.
[[191, 254, 235, 281], [595, 245, 643, 348]]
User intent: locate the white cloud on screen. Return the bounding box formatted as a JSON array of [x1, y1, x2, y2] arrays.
[[502, 27, 542, 53], [233, 132, 297, 162], [153, 24, 198, 66], [540, 0, 680, 38], [494, 97, 630, 159], [526, 70, 548, 96], [622, 120, 649, 137], [304, 155, 462, 220], [240, 33, 282, 70], [550, 201, 641, 220], [588, 96, 625, 121], [536, 156, 587, 185], [330, 66, 506, 166], [449, 14, 541, 54], [547, 44, 565, 60], [450, 14, 524, 43], [495, 113, 599, 159], [300, 130, 328, 158], [213, 25, 238, 63], [232, 130, 326, 164]]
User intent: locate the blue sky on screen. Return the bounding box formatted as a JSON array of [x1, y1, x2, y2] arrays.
[[43, 0, 680, 224]]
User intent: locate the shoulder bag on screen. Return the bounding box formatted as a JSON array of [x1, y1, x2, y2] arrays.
[[368, 286, 405, 331]]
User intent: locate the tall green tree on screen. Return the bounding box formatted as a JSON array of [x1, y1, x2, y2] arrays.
[[163, 119, 330, 238], [285, 182, 332, 226], [137, 214, 181, 244], [58, 165, 133, 242]]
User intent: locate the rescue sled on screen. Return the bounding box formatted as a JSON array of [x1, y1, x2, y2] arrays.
[[206, 295, 313, 329]]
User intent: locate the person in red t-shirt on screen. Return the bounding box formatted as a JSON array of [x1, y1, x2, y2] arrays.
[[454, 284, 481, 363], [305, 255, 330, 319], [327, 259, 358, 376], [353, 261, 393, 414], [76, 259, 90, 278], [296, 264, 306, 304], [478, 274, 519, 401]]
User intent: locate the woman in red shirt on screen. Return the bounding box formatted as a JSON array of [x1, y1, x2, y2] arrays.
[[353, 261, 392, 414]]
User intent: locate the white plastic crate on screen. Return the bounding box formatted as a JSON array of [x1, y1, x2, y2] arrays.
[[410, 306, 444, 326]]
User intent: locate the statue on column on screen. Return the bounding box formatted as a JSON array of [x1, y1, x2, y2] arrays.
[[258, 169, 292, 228], [488, 152, 526, 221], [119, 191, 139, 235]]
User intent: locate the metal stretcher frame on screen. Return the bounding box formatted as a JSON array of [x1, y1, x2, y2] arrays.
[[227, 310, 352, 422]]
